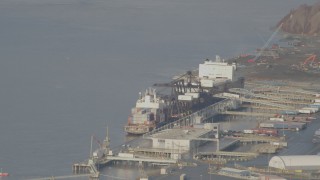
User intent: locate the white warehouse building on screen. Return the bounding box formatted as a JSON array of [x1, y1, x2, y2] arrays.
[[269, 155, 320, 171], [199, 56, 236, 81], [148, 123, 220, 152]]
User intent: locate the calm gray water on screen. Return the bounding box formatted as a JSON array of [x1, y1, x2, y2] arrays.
[[0, 0, 317, 179]]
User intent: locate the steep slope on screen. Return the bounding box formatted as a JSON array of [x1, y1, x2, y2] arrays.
[[278, 3, 320, 36]]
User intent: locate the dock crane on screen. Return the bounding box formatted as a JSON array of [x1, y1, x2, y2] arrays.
[[153, 70, 201, 117]]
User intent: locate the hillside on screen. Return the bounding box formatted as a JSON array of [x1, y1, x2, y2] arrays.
[[278, 2, 320, 36]]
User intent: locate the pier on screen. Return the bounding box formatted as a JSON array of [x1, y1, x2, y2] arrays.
[[220, 110, 275, 117], [68, 60, 319, 180], [195, 151, 258, 160], [143, 99, 240, 137], [98, 155, 177, 165]]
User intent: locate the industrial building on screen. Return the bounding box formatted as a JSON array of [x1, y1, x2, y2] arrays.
[[269, 155, 320, 171], [149, 123, 219, 152], [198, 56, 236, 88]]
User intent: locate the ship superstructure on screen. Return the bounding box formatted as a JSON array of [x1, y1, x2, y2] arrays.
[[125, 88, 169, 135]]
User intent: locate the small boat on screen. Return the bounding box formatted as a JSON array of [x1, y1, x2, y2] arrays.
[[0, 168, 9, 177]]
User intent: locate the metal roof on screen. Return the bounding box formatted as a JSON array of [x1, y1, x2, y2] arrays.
[[150, 127, 211, 140], [269, 155, 320, 170]]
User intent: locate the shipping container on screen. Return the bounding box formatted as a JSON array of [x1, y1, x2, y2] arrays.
[[260, 121, 306, 131], [314, 99, 320, 103], [259, 123, 274, 128], [270, 141, 288, 147], [178, 95, 193, 101], [270, 117, 285, 121], [298, 109, 312, 114], [280, 110, 298, 115], [243, 129, 254, 134], [118, 153, 134, 158], [222, 92, 240, 98], [302, 107, 318, 113], [309, 104, 320, 108], [252, 128, 278, 136], [185, 92, 200, 99]]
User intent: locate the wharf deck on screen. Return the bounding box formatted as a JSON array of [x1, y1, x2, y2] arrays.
[[27, 174, 92, 180], [220, 111, 274, 117], [97, 155, 177, 165], [225, 135, 284, 143], [197, 151, 258, 158]]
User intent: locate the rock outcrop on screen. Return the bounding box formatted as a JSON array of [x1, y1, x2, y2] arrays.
[[278, 2, 320, 36]]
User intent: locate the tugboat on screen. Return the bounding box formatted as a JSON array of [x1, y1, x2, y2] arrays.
[[0, 169, 9, 177], [124, 88, 169, 135]]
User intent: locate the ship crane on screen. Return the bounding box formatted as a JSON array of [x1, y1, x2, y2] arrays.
[[153, 70, 201, 94], [153, 70, 202, 116]]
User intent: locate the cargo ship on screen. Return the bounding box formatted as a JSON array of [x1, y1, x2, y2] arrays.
[[124, 56, 244, 135], [124, 88, 170, 135]]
